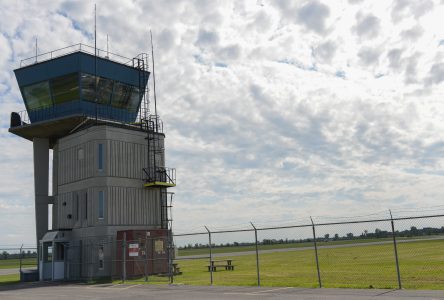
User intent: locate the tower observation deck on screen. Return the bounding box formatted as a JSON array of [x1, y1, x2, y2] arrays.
[[9, 43, 176, 281]]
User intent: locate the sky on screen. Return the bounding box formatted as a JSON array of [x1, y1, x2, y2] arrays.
[[1, 0, 444, 246]]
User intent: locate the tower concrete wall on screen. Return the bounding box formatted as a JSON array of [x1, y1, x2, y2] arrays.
[[53, 125, 165, 235]]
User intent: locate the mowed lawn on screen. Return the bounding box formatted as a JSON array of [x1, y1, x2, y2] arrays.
[[170, 239, 444, 289], [177, 235, 442, 256], [0, 258, 36, 269]]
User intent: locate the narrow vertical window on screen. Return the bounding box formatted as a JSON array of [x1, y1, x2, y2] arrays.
[[84, 192, 88, 220], [98, 190, 104, 219], [98, 245, 104, 270], [76, 194, 79, 221], [98, 143, 104, 171]]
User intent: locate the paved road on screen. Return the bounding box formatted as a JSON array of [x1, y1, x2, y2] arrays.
[[177, 236, 444, 259], [0, 268, 34, 276], [0, 283, 443, 300]]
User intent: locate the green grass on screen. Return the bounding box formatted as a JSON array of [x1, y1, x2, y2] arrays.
[[0, 274, 20, 285], [0, 258, 37, 269], [166, 239, 444, 289], [177, 235, 442, 256]]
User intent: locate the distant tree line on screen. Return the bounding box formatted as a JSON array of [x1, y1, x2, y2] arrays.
[[0, 250, 37, 260], [178, 226, 444, 250]]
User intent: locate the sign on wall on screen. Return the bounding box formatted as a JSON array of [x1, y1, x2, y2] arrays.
[[128, 243, 139, 257]]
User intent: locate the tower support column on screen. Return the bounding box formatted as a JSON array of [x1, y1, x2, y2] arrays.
[[33, 138, 49, 246]]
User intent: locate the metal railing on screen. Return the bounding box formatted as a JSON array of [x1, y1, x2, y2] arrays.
[[143, 167, 176, 185], [20, 43, 136, 68]]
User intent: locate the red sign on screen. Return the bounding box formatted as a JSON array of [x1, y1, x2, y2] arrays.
[[128, 243, 139, 257]]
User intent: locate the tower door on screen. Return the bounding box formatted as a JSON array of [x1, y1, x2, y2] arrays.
[[53, 242, 65, 280]]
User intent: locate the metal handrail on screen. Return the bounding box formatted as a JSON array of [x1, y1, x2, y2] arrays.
[[20, 43, 136, 68], [143, 167, 176, 184]]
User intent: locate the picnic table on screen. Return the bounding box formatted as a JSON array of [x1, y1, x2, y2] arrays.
[[207, 259, 235, 272], [172, 263, 182, 275]]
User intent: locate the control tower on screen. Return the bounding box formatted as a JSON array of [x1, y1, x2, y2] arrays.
[[9, 44, 175, 280]]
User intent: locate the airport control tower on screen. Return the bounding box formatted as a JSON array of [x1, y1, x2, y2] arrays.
[[9, 44, 175, 281]]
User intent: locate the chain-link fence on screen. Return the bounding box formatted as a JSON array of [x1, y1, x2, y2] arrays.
[[172, 212, 444, 289], [4, 212, 444, 289], [0, 245, 38, 282]]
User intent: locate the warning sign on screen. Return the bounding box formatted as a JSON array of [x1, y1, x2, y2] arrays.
[[128, 243, 139, 257], [155, 240, 164, 254]]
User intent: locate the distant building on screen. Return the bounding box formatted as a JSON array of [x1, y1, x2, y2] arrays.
[[9, 44, 175, 280]]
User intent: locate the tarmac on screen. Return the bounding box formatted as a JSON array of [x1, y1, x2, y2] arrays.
[[0, 282, 443, 300]]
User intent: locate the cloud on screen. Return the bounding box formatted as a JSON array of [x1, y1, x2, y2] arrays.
[[387, 48, 403, 70], [426, 62, 444, 85], [358, 46, 382, 65], [314, 40, 337, 64], [353, 14, 381, 39], [391, 0, 434, 22], [404, 53, 421, 84], [400, 25, 424, 41], [1, 0, 444, 245], [296, 1, 331, 34], [196, 29, 220, 46]]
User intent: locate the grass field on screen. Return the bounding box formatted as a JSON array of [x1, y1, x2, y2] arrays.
[[154, 239, 444, 289], [0, 274, 20, 285], [177, 236, 443, 256], [0, 258, 36, 270]]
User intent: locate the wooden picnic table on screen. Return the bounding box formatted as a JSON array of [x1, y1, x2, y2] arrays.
[[207, 259, 235, 272]]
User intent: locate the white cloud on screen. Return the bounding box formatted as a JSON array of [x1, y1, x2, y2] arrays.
[[1, 0, 444, 245], [353, 14, 381, 39]]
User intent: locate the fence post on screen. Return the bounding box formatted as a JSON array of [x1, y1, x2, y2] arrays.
[[19, 244, 23, 274], [389, 210, 402, 289], [205, 226, 213, 285], [122, 232, 126, 283], [168, 232, 173, 285], [310, 217, 322, 288], [250, 222, 260, 287], [144, 236, 148, 282]]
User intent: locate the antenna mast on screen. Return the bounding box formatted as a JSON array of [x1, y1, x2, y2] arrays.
[[106, 34, 109, 58], [94, 3, 98, 122], [35, 38, 38, 63], [150, 30, 158, 132]]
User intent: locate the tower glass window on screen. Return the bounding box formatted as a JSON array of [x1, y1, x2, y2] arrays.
[[51, 73, 80, 104], [127, 87, 141, 112], [111, 82, 134, 109], [80, 73, 114, 104], [22, 81, 52, 110], [98, 191, 104, 219]]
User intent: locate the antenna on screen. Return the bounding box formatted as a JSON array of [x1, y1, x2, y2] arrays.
[[106, 34, 109, 58], [94, 3, 98, 122], [35, 38, 38, 63], [150, 30, 158, 132]]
